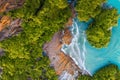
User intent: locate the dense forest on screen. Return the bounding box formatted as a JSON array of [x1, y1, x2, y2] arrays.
[[0, 0, 120, 80], [0, 0, 71, 79], [86, 8, 119, 48], [75, 0, 107, 21]]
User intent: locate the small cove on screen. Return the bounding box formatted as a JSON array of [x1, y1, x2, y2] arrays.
[[62, 0, 120, 75]]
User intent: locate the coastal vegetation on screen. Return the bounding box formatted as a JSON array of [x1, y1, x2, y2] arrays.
[[79, 65, 120, 80], [0, 0, 120, 80], [86, 8, 119, 48], [75, 0, 107, 21], [75, 0, 119, 48], [0, 0, 71, 79]]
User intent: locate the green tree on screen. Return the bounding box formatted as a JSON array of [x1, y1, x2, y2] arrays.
[[0, 0, 71, 79], [75, 0, 106, 21], [78, 65, 120, 80], [86, 8, 119, 48], [48, 0, 68, 9]]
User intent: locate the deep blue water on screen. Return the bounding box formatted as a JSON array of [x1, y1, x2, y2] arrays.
[[62, 0, 120, 75]]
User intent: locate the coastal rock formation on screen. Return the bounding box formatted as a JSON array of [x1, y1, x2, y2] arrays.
[[0, 0, 25, 13], [62, 28, 73, 44], [43, 28, 81, 79], [0, 18, 23, 41], [0, 16, 11, 31], [0, 0, 24, 41], [65, 2, 76, 27], [65, 17, 73, 27]]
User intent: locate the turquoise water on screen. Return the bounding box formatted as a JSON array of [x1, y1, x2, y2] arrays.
[[62, 0, 120, 75], [85, 0, 120, 75]]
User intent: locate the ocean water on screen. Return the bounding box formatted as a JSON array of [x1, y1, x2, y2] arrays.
[[62, 0, 120, 75]]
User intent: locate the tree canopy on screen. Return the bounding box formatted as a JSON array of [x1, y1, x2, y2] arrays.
[[86, 8, 119, 48], [75, 0, 107, 21], [79, 65, 120, 80], [0, 0, 120, 79], [0, 0, 71, 79]]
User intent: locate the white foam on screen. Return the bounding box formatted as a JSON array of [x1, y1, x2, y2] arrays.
[[61, 19, 90, 75]]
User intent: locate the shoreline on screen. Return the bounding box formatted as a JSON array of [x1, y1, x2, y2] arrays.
[[42, 1, 83, 79]]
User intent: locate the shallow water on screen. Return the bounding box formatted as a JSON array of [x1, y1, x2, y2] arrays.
[[62, 0, 120, 75]]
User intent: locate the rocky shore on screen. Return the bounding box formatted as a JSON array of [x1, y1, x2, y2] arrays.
[[43, 28, 81, 79], [43, 1, 82, 79]]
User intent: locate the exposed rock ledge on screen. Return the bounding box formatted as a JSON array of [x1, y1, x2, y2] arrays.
[[0, 16, 23, 41], [0, 0, 25, 13], [0, 0, 24, 41], [43, 28, 81, 79]]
